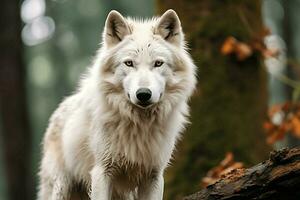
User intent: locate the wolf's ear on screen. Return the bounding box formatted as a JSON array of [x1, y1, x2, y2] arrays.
[[155, 9, 183, 46], [103, 10, 130, 47]]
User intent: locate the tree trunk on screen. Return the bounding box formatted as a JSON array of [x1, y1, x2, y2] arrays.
[[156, 1, 270, 199], [0, 0, 34, 199], [184, 147, 300, 200]]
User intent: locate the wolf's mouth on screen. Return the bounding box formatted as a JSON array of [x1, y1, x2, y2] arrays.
[[138, 102, 152, 108], [133, 101, 155, 109]]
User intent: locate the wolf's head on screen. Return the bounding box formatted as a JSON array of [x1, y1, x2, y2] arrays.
[[96, 10, 196, 112]]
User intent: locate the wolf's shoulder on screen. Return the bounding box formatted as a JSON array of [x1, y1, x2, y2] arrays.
[[43, 94, 83, 143], [46, 94, 81, 129]]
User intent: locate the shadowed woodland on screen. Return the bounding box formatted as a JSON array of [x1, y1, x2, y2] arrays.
[[1, 0, 300, 199]]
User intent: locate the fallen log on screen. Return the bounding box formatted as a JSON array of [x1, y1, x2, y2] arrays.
[[183, 148, 300, 200]]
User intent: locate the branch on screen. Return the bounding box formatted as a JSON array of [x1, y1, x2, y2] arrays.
[[184, 148, 300, 200]]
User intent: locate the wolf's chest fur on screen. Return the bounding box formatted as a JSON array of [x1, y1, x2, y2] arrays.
[[103, 156, 158, 193], [91, 108, 166, 192], [101, 108, 167, 168]]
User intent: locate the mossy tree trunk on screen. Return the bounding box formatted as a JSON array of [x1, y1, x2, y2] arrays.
[[156, 1, 270, 199]]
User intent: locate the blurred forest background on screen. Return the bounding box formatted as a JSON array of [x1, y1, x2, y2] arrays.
[[1, 0, 300, 200]]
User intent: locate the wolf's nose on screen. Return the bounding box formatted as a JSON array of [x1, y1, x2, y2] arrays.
[[136, 88, 152, 103]]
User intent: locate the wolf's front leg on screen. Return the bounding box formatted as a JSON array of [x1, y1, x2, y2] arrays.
[[51, 175, 71, 200], [138, 174, 164, 200], [90, 165, 112, 200]]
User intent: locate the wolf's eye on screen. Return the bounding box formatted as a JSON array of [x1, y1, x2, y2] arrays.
[[154, 60, 164, 67], [124, 60, 134, 67]]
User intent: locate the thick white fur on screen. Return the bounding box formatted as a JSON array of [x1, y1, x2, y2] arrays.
[[38, 9, 196, 200]]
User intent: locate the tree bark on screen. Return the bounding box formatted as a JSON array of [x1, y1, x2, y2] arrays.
[[184, 147, 300, 200], [156, 1, 270, 199], [0, 0, 34, 199]]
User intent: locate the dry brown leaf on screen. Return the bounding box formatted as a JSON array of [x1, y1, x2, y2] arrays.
[[220, 152, 234, 166], [263, 122, 274, 132], [235, 43, 253, 60], [264, 102, 300, 144], [221, 37, 253, 61], [201, 152, 244, 188], [221, 37, 237, 55], [291, 117, 300, 137], [266, 130, 285, 145], [220, 28, 281, 61]]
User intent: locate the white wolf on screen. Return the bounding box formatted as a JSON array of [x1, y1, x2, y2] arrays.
[[38, 9, 196, 200]]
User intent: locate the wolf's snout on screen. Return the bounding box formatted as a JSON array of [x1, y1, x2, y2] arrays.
[[136, 88, 152, 103]]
